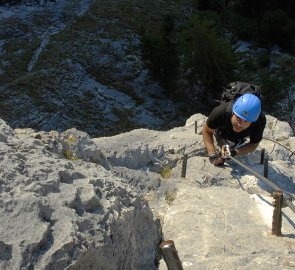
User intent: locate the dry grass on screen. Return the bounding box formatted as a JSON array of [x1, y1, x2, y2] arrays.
[[164, 189, 177, 205], [63, 135, 79, 160], [160, 166, 172, 179]]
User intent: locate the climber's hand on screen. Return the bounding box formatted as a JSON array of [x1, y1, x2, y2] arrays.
[[221, 145, 237, 158], [209, 151, 224, 166]]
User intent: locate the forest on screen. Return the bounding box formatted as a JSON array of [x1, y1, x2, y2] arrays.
[[142, 0, 295, 115]]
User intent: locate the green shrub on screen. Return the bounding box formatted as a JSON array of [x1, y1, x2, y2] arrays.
[[222, 10, 258, 41], [196, 0, 227, 13], [259, 73, 287, 110], [258, 10, 295, 52], [142, 14, 179, 98], [223, 2, 295, 53], [177, 12, 237, 90], [256, 52, 271, 68]]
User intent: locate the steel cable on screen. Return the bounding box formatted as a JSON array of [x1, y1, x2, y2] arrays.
[[228, 155, 295, 214]]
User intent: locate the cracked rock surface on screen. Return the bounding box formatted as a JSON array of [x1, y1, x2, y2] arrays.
[[0, 113, 295, 269]]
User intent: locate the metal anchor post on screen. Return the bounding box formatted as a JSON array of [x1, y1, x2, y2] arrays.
[[160, 240, 183, 270]]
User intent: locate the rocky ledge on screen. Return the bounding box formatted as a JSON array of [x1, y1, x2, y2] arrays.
[[0, 113, 295, 269]]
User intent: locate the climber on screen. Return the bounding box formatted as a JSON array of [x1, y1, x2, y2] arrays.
[[202, 93, 266, 166]]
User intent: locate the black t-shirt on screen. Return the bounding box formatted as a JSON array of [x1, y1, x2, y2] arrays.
[[206, 102, 266, 144]]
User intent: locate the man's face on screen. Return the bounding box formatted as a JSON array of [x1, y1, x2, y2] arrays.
[[231, 113, 251, 132]]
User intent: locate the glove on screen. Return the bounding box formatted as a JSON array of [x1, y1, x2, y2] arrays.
[[221, 145, 237, 158], [208, 151, 224, 166]]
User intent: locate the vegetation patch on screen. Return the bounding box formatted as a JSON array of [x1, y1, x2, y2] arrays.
[[164, 189, 177, 205], [111, 107, 139, 133], [8, 70, 61, 104], [110, 82, 144, 104], [177, 12, 237, 90], [160, 166, 172, 179], [0, 37, 40, 85], [63, 135, 79, 160]]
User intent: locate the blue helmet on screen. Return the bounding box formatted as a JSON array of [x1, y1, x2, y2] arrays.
[[233, 93, 261, 122]]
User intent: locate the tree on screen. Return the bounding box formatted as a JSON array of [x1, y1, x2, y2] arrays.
[[177, 13, 237, 90]]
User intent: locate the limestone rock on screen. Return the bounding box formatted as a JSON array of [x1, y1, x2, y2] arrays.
[[0, 119, 161, 270], [0, 114, 295, 270], [0, 118, 14, 142]]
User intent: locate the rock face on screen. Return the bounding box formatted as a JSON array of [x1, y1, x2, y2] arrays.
[[0, 0, 188, 137], [158, 185, 295, 270], [94, 113, 295, 269], [0, 113, 295, 270], [0, 119, 161, 270], [1, 0, 295, 137]]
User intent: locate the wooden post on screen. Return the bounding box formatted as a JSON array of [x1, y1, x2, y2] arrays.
[[263, 153, 268, 178], [260, 148, 265, 165], [181, 154, 188, 178], [272, 191, 283, 236], [195, 121, 198, 134], [160, 240, 183, 270]]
